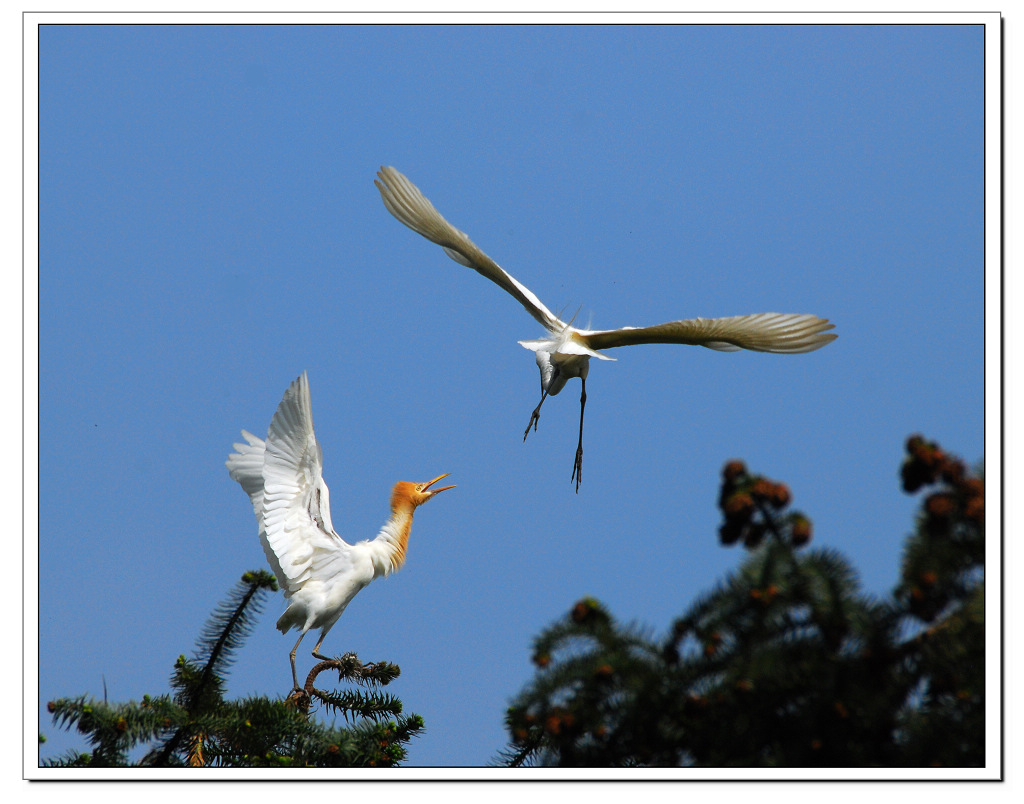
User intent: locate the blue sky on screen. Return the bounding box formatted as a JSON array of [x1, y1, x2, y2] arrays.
[[33, 20, 991, 770]]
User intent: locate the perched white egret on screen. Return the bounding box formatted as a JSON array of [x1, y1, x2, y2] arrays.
[[375, 166, 837, 492], [226, 372, 454, 689]]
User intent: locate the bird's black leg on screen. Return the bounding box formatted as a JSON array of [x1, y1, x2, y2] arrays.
[[528, 366, 561, 442], [523, 389, 549, 441], [571, 378, 586, 493]]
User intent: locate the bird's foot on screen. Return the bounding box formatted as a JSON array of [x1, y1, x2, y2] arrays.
[[523, 409, 541, 442], [286, 686, 310, 708], [312, 651, 332, 662], [571, 447, 583, 493]]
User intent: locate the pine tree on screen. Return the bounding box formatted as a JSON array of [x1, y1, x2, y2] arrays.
[[499, 436, 984, 767], [43, 570, 425, 767]]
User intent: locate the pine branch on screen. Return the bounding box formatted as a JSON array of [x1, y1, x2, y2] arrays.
[[44, 571, 424, 768], [150, 570, 278, 766], [187, 569, 279, 707], [312, 689, 404, 722], [501, 438, 984, 767]]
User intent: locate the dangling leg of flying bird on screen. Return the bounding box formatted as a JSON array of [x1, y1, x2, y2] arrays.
[[572, 378, 586, 489]]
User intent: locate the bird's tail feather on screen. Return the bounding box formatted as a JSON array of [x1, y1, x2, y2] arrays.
[[275, 603, 305, 634]]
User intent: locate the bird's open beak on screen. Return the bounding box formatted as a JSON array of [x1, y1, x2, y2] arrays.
[[423, 473, 456, 496]]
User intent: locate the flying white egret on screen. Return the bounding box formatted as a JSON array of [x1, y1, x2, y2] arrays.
[[375, 166, 837, 492], [226, 372, 454, 689]]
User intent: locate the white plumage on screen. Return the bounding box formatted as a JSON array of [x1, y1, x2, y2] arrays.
[[227, 372, 454, 689], [375, 166, 837, 492]]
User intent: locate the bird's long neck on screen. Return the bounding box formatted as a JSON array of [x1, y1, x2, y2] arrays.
[[368, 489, 417, 578]]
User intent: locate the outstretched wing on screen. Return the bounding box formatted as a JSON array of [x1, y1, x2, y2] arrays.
[[259, 372, 352, 593], [375, 166, 565, 333], [578, 313, 837, 354]]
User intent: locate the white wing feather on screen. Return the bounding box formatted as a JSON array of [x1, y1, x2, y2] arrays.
[[246, 372, 355, 595], [226, 429, 267, 517], [375, 166, 565, 333], [226, 430, 293, 591], [578, 313, 837, 354]]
